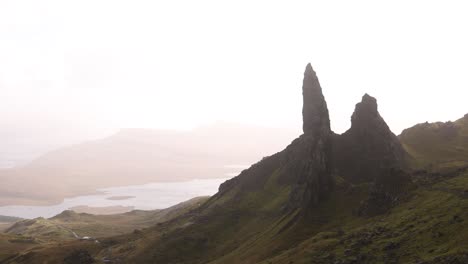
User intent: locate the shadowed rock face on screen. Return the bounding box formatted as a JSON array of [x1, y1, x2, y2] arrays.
[[331, 94, 411, 216], [333, 94, 407, 183], [220, 65, 409, 213], [302, 63, 330, 136], [219, 64, 333, 209], [287, 64, 332, 208], [283, 132, 333, 209]]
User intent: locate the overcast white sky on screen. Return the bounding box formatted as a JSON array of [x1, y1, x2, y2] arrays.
[[1, 0, 468, 149]]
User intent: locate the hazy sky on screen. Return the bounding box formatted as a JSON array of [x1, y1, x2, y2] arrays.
[[1, 0, 468, 146]]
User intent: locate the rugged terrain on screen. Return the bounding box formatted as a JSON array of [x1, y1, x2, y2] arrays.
[[0, 197, 207, 263], [0, 216, 22, 232], [1, 64, 467, 264]]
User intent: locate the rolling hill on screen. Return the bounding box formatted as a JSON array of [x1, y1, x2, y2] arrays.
[[400, 114, 468, 171], [0, 123, 296, 206], [0, 197, 208, 263]]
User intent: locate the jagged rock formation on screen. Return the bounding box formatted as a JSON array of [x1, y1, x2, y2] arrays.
[[282, 132, 333, 209], [220, 66, 410, 216], [302, 63, 330, 135], [331, 94, 411, 215], [333, 94, 407, 183], [221, 67, 410, 213], [219, 64, 333, 210], [286, 64, 333, 208]]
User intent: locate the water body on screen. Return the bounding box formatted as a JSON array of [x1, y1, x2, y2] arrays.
[[0, 178, 231, 219]]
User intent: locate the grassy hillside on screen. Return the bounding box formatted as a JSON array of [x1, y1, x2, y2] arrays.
[[400, 114, 468, 171], [4, 197, 208, 240], [0, 215, 23, 232], [263, 169, 468, 263], [0, 233, 42, 263], [9, 169, 468, 264]]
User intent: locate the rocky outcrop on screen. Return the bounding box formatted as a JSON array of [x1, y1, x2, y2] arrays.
[[331, 94, 411, 215], [219, 64, 334, 210], [220, 65, 410, 214], [333, 94, 407, 183], [358, 168, 412, 216], [302, 63, 330, 135], [283, 132, 333, 209], [284, 64, 333, 209]]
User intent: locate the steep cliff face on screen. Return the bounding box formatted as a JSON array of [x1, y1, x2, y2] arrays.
[[333, 94, 407, 184], [219, 68, 410, 213], [302, 63, 330, 135], [286, 64, 333, 209], [331, 94, 411, 215], [218, 64, 333, 210]]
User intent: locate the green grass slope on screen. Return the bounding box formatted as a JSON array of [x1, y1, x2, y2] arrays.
[[0, 215, 23, 232], [4, 217, 76, 241], [262, 169, 468, 264], [4, 196, 209, 241], [400, 114, 468, 171], [13, 169, 468, 264], [0, 233, 43, 263]]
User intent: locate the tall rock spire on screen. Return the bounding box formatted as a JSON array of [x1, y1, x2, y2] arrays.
[[285, 64, 333, 209], [302, 63, 330, 135]]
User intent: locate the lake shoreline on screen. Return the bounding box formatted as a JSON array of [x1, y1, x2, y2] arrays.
[[0, 175, 233, 207], [0, 177, 232, 219]]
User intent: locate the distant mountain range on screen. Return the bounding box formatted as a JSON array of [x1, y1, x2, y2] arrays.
[[0, 123, 297, 206]]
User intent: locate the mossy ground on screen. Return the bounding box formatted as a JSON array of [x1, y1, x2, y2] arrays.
[[262, 170, 468, 264], [400, 116, 468, 171], [6, 167, 468, 264]]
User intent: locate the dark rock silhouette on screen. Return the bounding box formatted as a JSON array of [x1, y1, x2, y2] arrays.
[[358, 168, 412, 216], [221, 65, 410, 213], [302, 63, 330, 135], [220, 63, 333, 209], [331, 94, 411, 215], [333, 94, 407, 183], [286, 63, 333, 208]]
